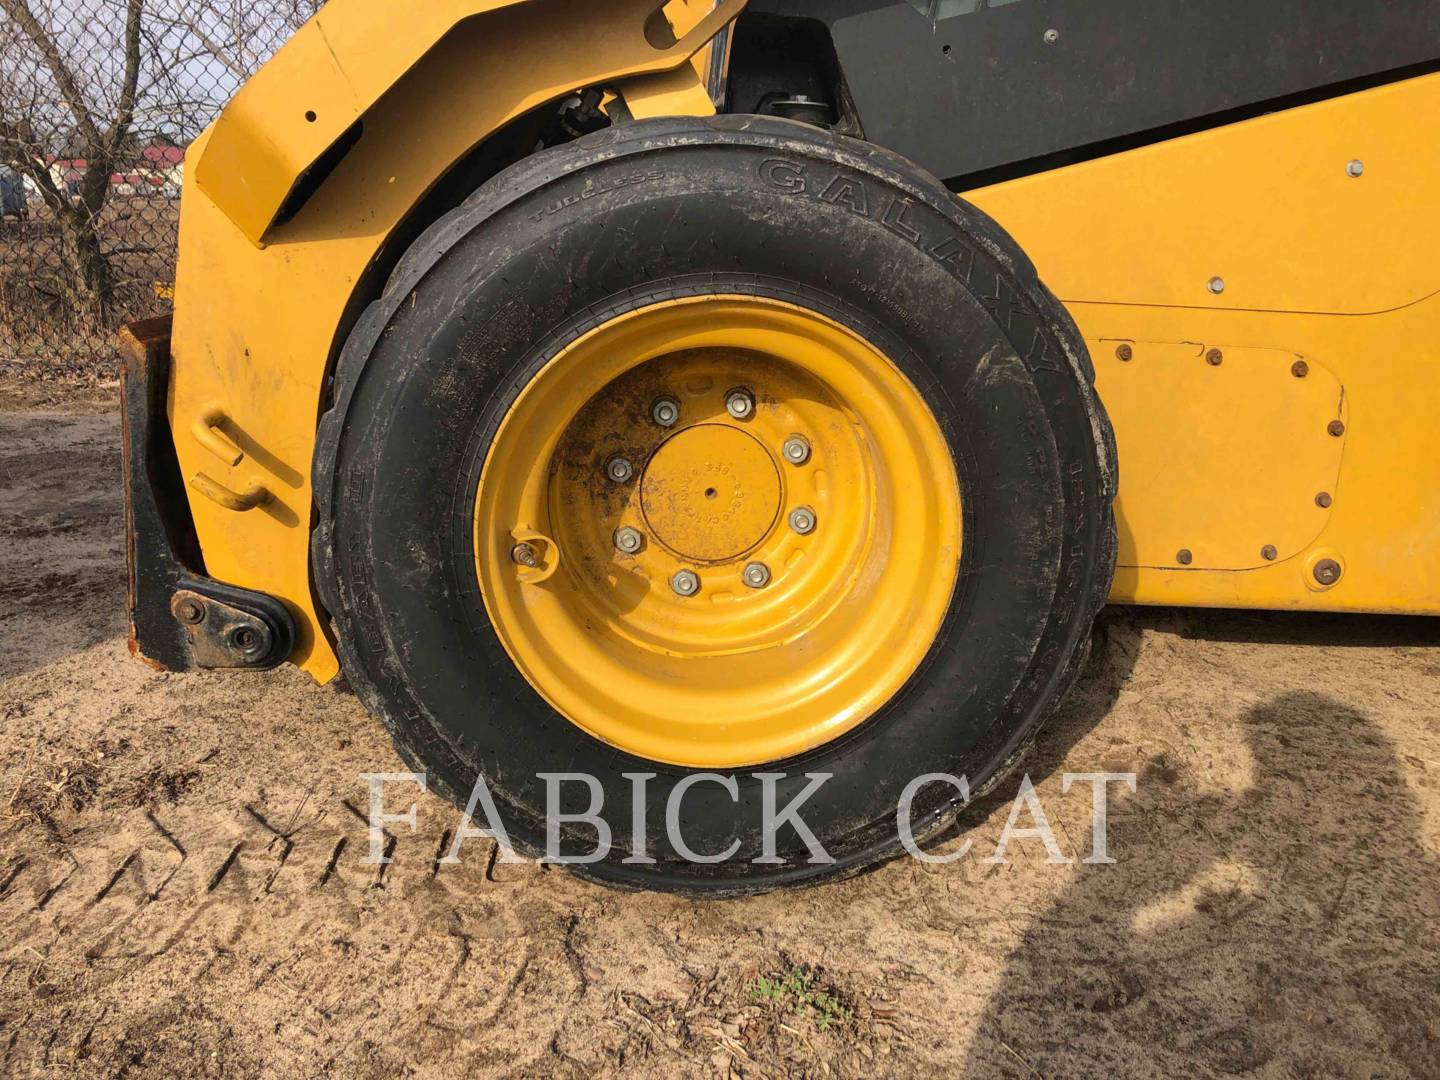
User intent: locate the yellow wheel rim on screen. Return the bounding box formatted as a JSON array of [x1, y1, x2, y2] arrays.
[[475, 296, 961, 769]]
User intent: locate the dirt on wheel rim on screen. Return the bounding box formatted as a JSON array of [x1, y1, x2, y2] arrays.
[[1, 389, 1438, 1077]]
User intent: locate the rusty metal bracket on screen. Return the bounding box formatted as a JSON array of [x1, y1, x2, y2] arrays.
[[170, 588, 284, 668]]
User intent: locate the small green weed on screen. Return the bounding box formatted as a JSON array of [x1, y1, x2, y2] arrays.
[[752, 966, 854, 1032]]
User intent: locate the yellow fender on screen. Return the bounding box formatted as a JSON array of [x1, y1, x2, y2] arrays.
[[169, 0, 742, 679]]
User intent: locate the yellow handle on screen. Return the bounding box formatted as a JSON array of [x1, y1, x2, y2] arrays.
[[192, 404, 245, 467], [190, 472, 270, 511]]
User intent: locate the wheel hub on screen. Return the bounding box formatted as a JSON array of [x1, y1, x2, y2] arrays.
[[640, 424, 781, 562], [473, 296, 961, 768]]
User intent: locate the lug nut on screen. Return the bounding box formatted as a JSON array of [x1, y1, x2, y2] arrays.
[[614, 526, 644, 554], [651, 398, 679, 428], [511, 542, 539, 568], [229, 626, 259, 654], [670, 569, 700, 596], [606, 455, 634, 483], [725, 388, 755, 420], [782, 435, 811, 466], [789, 506, 817, 535], [1313, 559, 1343, 587], [743, 562, 772, 589]]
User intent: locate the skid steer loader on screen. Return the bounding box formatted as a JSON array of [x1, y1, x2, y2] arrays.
[[121, 0, 1440, 892]]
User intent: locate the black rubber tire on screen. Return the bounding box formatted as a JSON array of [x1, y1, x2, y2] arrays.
[[313, 115, 1117, 896]]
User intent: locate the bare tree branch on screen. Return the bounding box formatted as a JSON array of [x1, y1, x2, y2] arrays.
[[0, 0, 102, 146], [106, 0, 146, 154], [148, 3, 247, 81], [0, 0, 319, 348]]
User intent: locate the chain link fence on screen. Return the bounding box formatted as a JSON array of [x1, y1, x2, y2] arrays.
[[0, 0, 318, 379]]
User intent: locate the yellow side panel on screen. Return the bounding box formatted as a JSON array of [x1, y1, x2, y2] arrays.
[[1072, 296, 1440, 614], [969, 73, 1440, 316], [969, 73, 1440, 614], [1095, 342, 1345, 571], [171, 0, 740, 681]]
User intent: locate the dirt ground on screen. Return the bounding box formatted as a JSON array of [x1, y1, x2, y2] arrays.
[[1, 389, 1438, 1079]]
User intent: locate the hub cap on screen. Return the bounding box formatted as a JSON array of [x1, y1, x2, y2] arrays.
[[474, 296, 962, 768], [641, 425, 781, 562]]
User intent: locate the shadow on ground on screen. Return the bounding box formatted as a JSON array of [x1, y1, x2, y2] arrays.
[[962, 686, 1440, 1077]]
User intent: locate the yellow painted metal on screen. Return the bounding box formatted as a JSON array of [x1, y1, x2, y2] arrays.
[[189, 473, 270, 512], [196, 0, 743, 244], [640, 425, 781, 560], [968, 72, 1440, 614], [171, 5, 1440, 691], [969, 73, 1440, 316], [1095, 341, 1346, 571], [618, 62, 717, 120], [190, 404, 244, 467], [473, 296, 962, 768], [1075, 294, 1440, 614], [169, 0, 741, 680]]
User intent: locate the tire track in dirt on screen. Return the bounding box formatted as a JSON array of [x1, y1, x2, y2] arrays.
[[3, 401, 1438, 1077]]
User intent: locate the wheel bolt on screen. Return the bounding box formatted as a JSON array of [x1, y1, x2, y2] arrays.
[[725, 388, 755, 420], [789, 506, 817, 535], [670, 569, 700, 596], [651, 398, 679, 428], [782, 435, 811, 466], [606, 455, 634, 483], [743, 562, 772, 589], [614, 526, 644, 554], [229, 626, 259, 654], [511, 542, 539, 568]]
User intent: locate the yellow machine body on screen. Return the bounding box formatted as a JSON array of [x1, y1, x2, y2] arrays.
[[167, 0, 1440, 681], [169, 0, 734, 679], [966, 72, 1440, 616]]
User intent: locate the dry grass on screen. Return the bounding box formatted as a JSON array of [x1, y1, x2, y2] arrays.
[[0, 196, 178, 380]]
